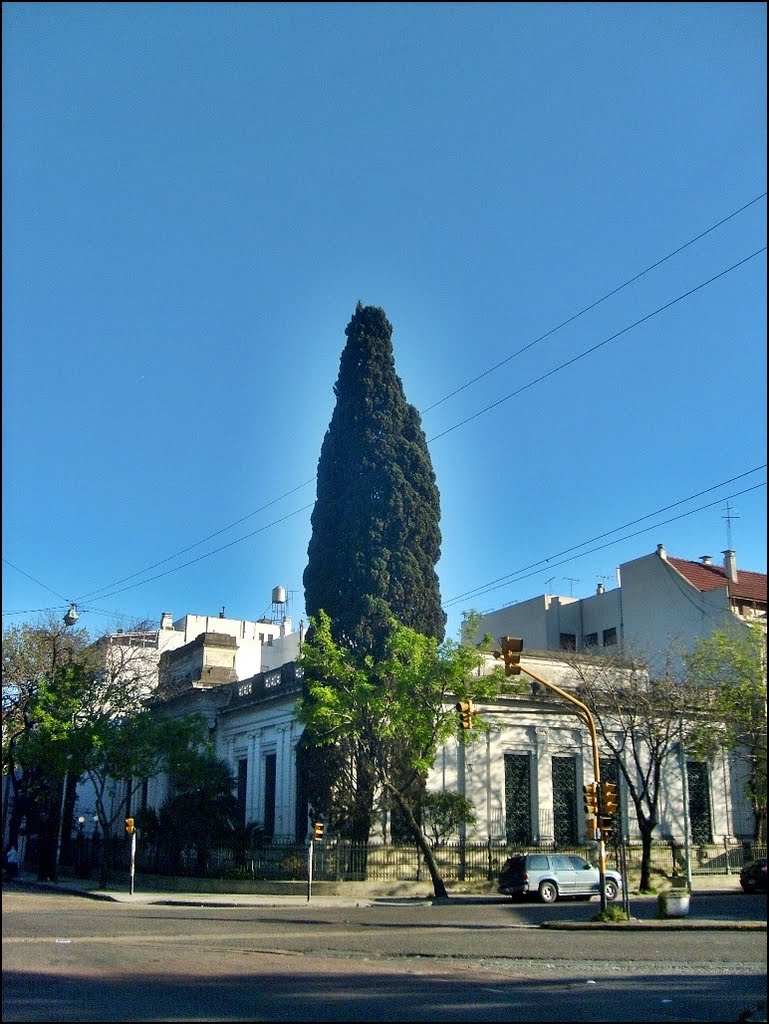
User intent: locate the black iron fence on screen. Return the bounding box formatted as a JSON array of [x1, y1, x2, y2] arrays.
[[86, 834, 767, 886]]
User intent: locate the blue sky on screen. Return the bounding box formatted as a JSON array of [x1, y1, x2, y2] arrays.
[[2, 2, 766, 644]]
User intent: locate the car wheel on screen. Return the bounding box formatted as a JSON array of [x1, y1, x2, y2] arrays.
[[604, 879, 619, 901], [538, 881, 558, 904]]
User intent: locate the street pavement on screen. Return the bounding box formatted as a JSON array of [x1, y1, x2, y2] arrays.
[[5, 871, 766, 929]]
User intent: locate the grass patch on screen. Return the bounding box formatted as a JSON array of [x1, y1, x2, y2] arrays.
[[592, 904, 630, 923]]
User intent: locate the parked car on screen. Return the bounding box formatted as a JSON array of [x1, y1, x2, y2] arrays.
[[739, 858, 768, 893], [498, 852, 622, 903]]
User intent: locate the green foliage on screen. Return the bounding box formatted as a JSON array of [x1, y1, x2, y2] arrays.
[[592, 905, 630, 923], [297, 609, 516, 896], [303, 304, 446, 653], [422, 790, 477, 845], [684, 624, 767, 842], [298, 610, 511, 776]]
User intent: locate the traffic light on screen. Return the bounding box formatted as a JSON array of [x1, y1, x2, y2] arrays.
[[601, 781, 619, 816], [494, 636, 523, 676], [313, 821, 324, 841], [582, 782, 598, 817], [600, 815, 614, 839], [455, 699, 474, 729], [125, 817, 135, 835], [600, 781, 618, 840]]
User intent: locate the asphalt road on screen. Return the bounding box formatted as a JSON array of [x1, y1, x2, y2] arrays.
[[2, 887, 766, 1022]]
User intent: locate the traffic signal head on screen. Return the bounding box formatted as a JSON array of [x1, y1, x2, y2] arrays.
[[582, 782, 598, 816], [494, 636, 523, 676], [313, 821, 324, 841], [455, 699, 474, 729], [600, 815, 614, 839], [125, 817, 135, 835], [602, 781, 619, 816]]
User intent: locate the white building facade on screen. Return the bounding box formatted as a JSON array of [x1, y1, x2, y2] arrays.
[[465, 544, 767, 677]]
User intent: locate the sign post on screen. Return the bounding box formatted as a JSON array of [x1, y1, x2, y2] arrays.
[[125, 818, 136, 895]]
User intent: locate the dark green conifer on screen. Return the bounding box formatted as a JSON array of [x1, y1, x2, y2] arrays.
[[304, 303, 445, 653], [300, 303, 446, 841]]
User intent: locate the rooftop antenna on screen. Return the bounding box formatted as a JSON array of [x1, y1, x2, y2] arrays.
[[722, 501, 740, 550], [564, 577, 579, 597], [544, 577, 556, 594]]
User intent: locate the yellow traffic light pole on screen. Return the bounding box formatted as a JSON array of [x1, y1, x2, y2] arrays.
[[495, 639, 609, 913], [519, 662, 609, 913]]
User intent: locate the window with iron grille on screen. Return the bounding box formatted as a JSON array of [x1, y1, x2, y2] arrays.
[[504, 753, 532, 844], [552, 755, 578, 845], [687, 760, 713, 844], [237, 759, 248, 825]]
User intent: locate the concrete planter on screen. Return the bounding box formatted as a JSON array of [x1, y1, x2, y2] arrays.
[[658, 890, 690, 918]]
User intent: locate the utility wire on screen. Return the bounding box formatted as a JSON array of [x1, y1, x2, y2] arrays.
[[5, 201, 766, 611], [444, 481, 766, 609], [422, 191, 767, 414], [444, 465, 767, 605], [73, 478, 315, 603], [1, 558, 72, 604], [79, 502, 316, 604], [71, 244, 768, 604], [428, 247, 767, 443]]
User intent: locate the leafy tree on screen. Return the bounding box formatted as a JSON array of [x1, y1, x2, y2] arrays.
[[297, 610, 516, 899], [422, 790, 477, 847], [301, 303, 446, 840], [18, 655, 207, 886], [154, 749, 240, 876], [684, 624, 767, 843], [2, 617, 91, 873], [3, 618, 206, 883]]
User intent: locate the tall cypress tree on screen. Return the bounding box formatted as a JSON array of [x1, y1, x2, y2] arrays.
[[300, 303, 446, 842], [304, 303, 445, 651]]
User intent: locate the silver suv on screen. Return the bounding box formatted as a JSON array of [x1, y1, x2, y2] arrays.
[[498, 852, 621, 903]]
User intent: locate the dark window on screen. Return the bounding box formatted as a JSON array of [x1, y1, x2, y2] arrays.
[[583, 633, 598, 648], [237, 759, 248, 824], [552, 755, 578, 845], [603, 627, 617, 646], [263, 753, 277, 837], [560, 633, 576, 651], [504, 753, 532, 845], [687, 761, 713, 844]]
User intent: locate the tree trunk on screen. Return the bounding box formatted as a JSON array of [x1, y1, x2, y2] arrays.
[[637, 818, 655, 892], [387, 783, 448, 900]]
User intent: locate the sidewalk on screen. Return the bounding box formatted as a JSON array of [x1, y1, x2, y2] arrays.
[[5, 872, 766, 928]]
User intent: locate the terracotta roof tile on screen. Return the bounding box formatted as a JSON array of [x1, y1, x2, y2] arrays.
[[668, 557, 767, 604]]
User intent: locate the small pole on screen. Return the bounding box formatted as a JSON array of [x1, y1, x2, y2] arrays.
[[129, 831, 136, 895], [307, 838, 314, 902]]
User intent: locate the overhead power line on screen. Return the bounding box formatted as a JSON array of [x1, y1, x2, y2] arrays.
[[428, 247, 767, 443], [422, 191, 767, 414], [5, 196, 766, 609], [444, 480, 766, 609], [444, 465, 768, 606]]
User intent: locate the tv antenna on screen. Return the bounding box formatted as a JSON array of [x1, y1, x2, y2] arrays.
[[564, 577, 579, 597], [722, 501, 740, 550]]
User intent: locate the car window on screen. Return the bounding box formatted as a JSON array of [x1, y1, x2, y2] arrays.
[[527, 855, 549, 870], [569, 856, 592, 871], [552, 855, 573, 871]]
